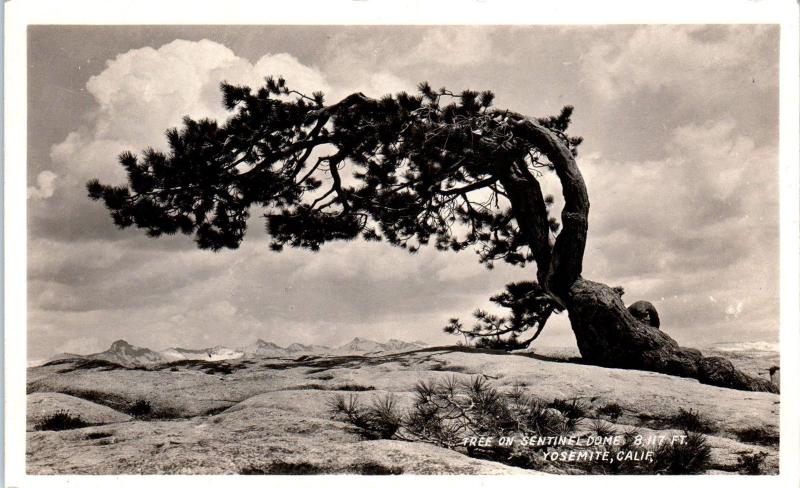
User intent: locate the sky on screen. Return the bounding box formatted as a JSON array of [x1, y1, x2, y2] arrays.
[[27, 25, 780, 360]]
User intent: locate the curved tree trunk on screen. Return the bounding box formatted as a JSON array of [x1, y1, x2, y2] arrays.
[[502, 114, 778, 394], [566, 279, 778, 393]]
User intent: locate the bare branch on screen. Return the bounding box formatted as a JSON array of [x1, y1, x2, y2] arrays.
[[436, 177, 498, 196]]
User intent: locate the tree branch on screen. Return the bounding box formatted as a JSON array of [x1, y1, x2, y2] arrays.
[[436, 177, 498, 196], [507, 115, 589, 301], [492, 157, 553, 291]]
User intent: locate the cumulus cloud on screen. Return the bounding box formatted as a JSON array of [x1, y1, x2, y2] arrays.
[[27, 170, 58, 199], [317, 27, 501, 100], [30, 39, 334, 244], [580, 25, 777, 103], [51, 39, 330, 184], [402, 28, 496, 67], [577, 118, 778, 343]]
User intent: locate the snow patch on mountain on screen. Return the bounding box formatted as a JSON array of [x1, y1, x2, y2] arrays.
[[41, 337, 430, 367], [707, 341, 779, 353]]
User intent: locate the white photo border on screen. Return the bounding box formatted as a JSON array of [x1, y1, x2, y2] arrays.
[[5, 1, 799, 487]]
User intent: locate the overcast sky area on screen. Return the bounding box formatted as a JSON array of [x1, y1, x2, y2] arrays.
[[27, 25, 780, 360]]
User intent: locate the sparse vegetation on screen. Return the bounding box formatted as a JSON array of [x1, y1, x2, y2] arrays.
[[84, 432, 113, 440], [126, 399, 153, 418], [547, 397, 587, 430], [240, 461, 403, 475], [331, 376, 582, 470], [596, 402, 623, 421], [651, 431, 712, 474], [589, 419, 616, 438], [294, 383, 376, 392], [329, 376, 719, 475], [668, 408, 717, 433], [425, 361, 471, 373], [735, 426, 779, 446], [34, 410, 90, 431], [578, 430, 712, 475], [329, 394, 401, 440], [736, 451, 769, 474]]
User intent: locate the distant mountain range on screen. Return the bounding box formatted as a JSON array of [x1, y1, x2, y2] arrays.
[[38, 337, 429, 368], [706, 341, 779, 353]]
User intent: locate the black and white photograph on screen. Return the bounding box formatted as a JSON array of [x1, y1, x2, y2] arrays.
[[5, 0, 800, 483]]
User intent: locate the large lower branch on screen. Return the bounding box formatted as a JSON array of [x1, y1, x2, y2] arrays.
[[493, 161, 552, 287], [506, 116, 590, 301], [567, 279, 778, 393]]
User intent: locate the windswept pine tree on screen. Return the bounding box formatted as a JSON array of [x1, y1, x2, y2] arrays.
[[88, 78, 776, 393]]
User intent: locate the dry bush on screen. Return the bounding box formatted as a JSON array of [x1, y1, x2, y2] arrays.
[[34, 410, 90, 431], [596, 402, 623, 421], [650, 431, 712, 474], [735, 426, 779, 446], [668, 408, 717, 434], [736, 451, 769, 474], [126, 399, 153, 418], [547, 397, 588, 430]]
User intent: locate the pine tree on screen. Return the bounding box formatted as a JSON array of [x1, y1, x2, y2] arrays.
[[88, 78, 776, 393]]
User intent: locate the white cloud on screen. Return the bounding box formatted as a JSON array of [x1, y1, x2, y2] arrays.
[[51, 39, 331, 185], [27, 170, 58, 199], [403, 28, 495, 67], [725, 301, 744, 319], [580, 25, 777, 103], [577, 118, 778, 343]]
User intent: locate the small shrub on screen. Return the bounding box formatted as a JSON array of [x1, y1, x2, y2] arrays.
[[548, 397, 587, 430], [352, 462, 403, 475], [84, 431, 112, 440], [622, 428, 640, 446], [34, 410, 90, 431], [292, 383, 376, 391], [240, 462, 324, 475], [505, 388, 568, 436], [737, 451, 769, 474], [590, 419, 617, 438], [651, 431, 712, 474], [669, 408, 717, 434], [336, 384, 376, 392], [578, 430, 712, 475], [596, 402, 623, 421], [240, 461, 403, 475], [735, 426, 779, 446], [126, 399, 152, 418], [292, 383, 326, 390], [329, 394, 401, 440], [426, 362, 470, 373]]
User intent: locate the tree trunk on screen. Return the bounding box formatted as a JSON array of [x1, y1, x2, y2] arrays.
[[566, 279, 778, 393], [501, 113, 777, 394]]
